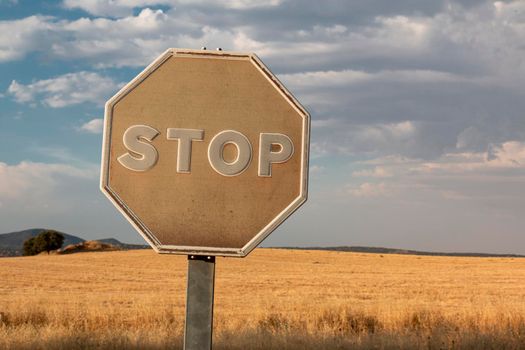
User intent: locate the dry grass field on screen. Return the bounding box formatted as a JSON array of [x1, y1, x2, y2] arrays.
[[0, 248, 524, 349]]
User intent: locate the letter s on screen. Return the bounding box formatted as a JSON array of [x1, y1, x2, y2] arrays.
[[117, 125, 159, 172]]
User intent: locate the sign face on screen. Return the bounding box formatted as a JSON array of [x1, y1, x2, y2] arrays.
[[100, 48, 310, 257]]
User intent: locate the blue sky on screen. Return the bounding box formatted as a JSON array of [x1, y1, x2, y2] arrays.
[[1, 0, 524, 253]]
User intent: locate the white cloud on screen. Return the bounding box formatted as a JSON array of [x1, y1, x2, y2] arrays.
[[352, 141, 525, 182], [52, 8, 211, 68], [416, 141, 525, 174], [0, 0, 520, 83], [361, 121, 415, 142], [6, 81, 32, 103], [0, 161, 97, 201], [490, 141, 525, 166], [0, 5, 443, 69], [79, 118, 104, 134], [0, 9, 178, 67], [281, 69, 463, 92], [376, 15, 429, 46], [62, 0, 282, 17], [347, 182, 392, 198], [311, 118, 340, 129], [0, 160, 130, 242], [344, 141, 525, 208], [0, 15, 54, 62], [7, 71, 121, 108], [63, 0, 171, 17], [178, 0, 282, 9], [281, 70, 371, 89], [350, 121, 417, 153], [28, 146, 95, 167], [309, 120, 419, 158], [493, 1, 525, 22], [353, 166, 392, 178], [456, 126, 485, 150]]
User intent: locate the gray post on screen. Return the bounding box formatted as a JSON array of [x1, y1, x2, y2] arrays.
[[184, 255, 216, 350]]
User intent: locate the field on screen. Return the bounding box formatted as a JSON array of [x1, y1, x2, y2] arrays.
[[0, 248, 524, 349]]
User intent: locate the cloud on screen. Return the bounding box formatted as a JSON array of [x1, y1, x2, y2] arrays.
[[310, 120, 418, 158], [0, 160, 136, 243], [1, 1, 521, 163], [345, 141, 525, 205], [333, 139, 525, 252], [0, 9, 180, 66], [0, 15, 55, 62], [214, 0, 283, 9], [416, 141, 525, 174], [281, 69, 464, 93], [347, 182, 392, 198], [62, 0, 171, 17], [62, 0, 282, 17], [79, 118, 103, 134], [490, 141, 525, 166], [0, 161, 97, 201], [455, 126, 485, 150], [359, 121, 416, 143], [0, 0, 522, 81], [352, 166, 393, 178], [52, 8, 198, 68], [7, 72, 122, 108]]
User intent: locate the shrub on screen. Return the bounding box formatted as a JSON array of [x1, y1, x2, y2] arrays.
[[22, 230, 65, 256]]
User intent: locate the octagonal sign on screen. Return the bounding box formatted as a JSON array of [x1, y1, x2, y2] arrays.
[[100, 48, 310, 257]]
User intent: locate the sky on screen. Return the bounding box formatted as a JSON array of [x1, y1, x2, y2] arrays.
[[0, 0, 524, 254]]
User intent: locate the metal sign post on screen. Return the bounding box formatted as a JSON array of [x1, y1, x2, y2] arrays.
[[184, 255, 216, 350]]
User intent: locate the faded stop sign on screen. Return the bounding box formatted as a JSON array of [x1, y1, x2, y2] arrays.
[[100, 48, 310, 257]]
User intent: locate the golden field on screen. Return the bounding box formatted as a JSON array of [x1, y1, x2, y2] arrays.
[[0, 248, 524, 349]]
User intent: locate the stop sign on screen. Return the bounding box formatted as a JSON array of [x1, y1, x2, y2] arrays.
[[100, 48, 310, 257]]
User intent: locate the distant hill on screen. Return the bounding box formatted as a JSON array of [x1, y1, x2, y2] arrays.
[[0, 229, 148, 257], [3, 229, 521, 258], [98, 238, 149, 250], [0, 228, 84, 256], [282, 246, 525, 258]]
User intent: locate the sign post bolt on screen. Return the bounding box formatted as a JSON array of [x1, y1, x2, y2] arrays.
[[184, 255, 216, 350]]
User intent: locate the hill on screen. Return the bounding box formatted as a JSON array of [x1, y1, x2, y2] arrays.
[[97, 238, 149, 250], [0, 229, 149, 257], [2, 229, 522, 258], [282, 245, 525, 258], [0, 228, 84, 256]]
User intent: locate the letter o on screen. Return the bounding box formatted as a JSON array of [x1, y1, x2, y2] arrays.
[[208, 130, 252, 176]]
